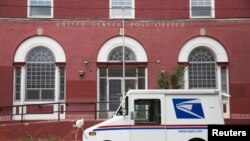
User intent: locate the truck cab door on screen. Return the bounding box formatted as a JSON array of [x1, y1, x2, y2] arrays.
[[130, 95, 166, 141]]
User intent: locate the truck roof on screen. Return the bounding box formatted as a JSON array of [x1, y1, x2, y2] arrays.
[[127, 89, 219, 95]]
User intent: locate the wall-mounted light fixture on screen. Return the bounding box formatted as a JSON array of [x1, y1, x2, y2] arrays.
[[79, 59, 89, 78], [83, 59, 89, 65], [160, 69, 166, 75], [79, 70, 85, 78]]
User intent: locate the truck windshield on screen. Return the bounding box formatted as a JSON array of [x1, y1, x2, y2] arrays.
[[116, 96, 128, 116]]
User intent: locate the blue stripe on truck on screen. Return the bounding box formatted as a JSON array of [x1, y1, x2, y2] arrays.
[[93, 126, 207, 131]]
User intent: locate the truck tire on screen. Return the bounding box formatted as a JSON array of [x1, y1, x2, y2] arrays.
[[189, 138, 205, 141]]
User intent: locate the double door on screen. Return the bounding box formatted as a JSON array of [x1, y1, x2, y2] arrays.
[[108, 78, 136, 111]]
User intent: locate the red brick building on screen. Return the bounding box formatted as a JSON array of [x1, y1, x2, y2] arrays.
[[0, 0, 250, 123]]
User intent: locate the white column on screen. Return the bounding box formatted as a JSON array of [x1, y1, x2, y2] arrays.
[[55, 67, 60, 102], [217, 65, 222, 91], [145, 68, 148, 89], [54, 67, 60, 119], [21, 66, 26, 105], [20, 66, 27, 116], [184, 66, 189, 89]]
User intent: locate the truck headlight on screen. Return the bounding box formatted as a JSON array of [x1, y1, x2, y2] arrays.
[[89, 131, 96, 136]]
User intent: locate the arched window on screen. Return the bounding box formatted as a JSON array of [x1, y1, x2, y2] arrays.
[[178, 36, 230, 118], [13, 36, 66, 120], [108, 46, 136, 61], [26, 47, 55, 101], [188, 47, 216, 89]]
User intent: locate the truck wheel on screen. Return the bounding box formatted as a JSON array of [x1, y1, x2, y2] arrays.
[[189, 138, 205, 141]]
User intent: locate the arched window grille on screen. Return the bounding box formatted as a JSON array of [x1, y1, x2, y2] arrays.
[[108, 46, 136, 61], [188, 47, 216, 89], [26, 47, 55, 101]]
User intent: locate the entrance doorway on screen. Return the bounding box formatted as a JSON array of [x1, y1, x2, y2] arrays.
[[98, 68, 146, 118]]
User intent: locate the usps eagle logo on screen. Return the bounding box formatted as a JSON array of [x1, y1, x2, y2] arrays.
[[173, 98, 205, 119]]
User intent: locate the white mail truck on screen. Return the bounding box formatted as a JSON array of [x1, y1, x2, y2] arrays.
[[80, 89, 224, 141]]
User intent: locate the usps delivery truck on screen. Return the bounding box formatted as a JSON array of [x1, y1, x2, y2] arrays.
[[80, 90, 224, 141]]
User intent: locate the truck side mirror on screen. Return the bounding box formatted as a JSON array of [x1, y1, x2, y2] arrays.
[[130, 111, 135, 120], [122, 109, 127, 116]]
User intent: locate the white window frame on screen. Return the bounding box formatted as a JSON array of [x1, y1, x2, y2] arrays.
[[97, 36, 148, 119], [220, 67, 230, 118], [188, 47, 217, 89], [179, 36, 230, 118], [190, 0, 215, 18], [13, 36, 66, 120], [109, 0, 135, 19], [97, 36, 147, 62], [27, 0, 54, 18]]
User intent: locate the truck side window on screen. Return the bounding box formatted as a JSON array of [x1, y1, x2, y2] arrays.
[[134, 99, 161, 124]]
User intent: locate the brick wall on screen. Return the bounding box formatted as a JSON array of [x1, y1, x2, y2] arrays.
[[0, 0, 250, 19], [1, 19, 250, 118]]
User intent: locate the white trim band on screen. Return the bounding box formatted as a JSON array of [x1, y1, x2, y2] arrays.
[[178, 36, 228, 62], [14, 36, 66, 62]]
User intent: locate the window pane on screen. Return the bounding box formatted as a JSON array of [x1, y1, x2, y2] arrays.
[[30, 6, 51, 16], [205, 1, 211, 6], [138, 78, 145, 89], [27, 89, 40, 100], [134, 99, 161, 124], [125, 79, 136, 92], [99, 78, 107, 111], [191, 0, 212, 17], [109, 80, 121, 111], [15, 68, 21, 100], [221, 68, 228, 93], [108, 68, 123, 77], [191, 0, 211, 6], [112, 0, 132, 6], [111, 8, 132, 17], [59, 68, 65, 100], [99, 68, 107, 77], [100, 79, 107, 101], [125, 68, 136, 77], [138, 68, 145, 77], [30, 0, 51, 6], [192, 1, 198, 6], [192, 6, 211, 17], [41, 89, 54, 100]]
